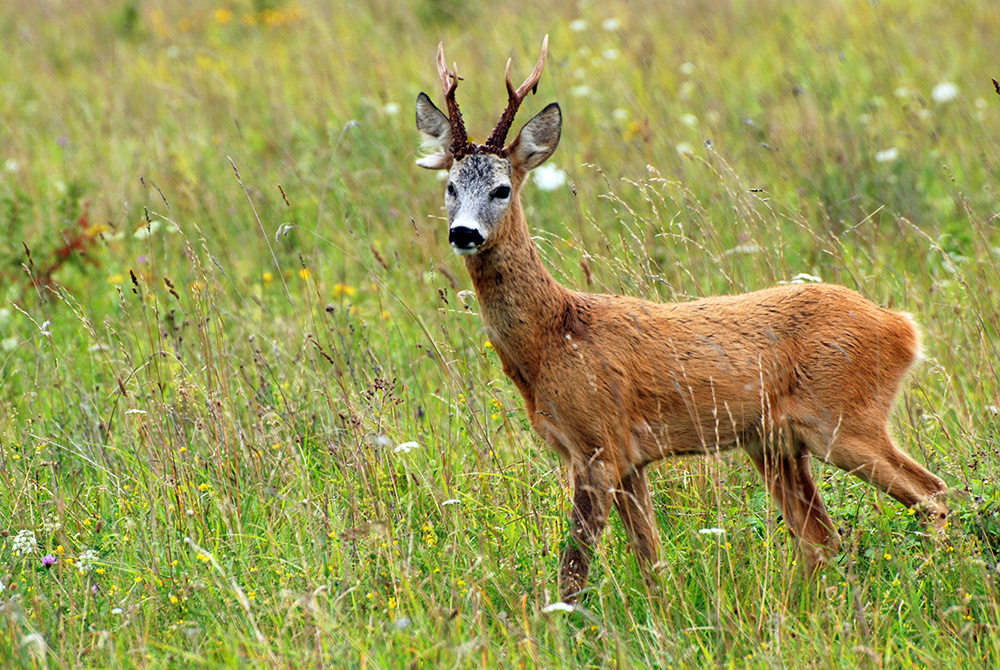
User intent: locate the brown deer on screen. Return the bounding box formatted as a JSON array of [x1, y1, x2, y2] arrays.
[[414, 36, 948, 602]]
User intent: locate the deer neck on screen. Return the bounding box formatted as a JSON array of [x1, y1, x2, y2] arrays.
[[463, 198, 570, 373]]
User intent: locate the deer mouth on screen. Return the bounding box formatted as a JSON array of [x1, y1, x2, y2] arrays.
[[449, 224, 485, 255]]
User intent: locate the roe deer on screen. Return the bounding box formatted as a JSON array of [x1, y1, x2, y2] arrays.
[[415, 36, 948, 602]]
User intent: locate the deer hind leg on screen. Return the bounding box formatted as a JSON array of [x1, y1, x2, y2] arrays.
[[806, 424, 948, 530], [751, 446, 840, 571], [560, 460, 611, 603], [612, 467, 660, 570]]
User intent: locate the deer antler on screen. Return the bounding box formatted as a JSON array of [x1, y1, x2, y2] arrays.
[[483, 35, 549, 155], [436, 42, 474, 158]]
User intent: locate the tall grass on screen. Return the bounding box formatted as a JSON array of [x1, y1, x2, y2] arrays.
[[1, 0, 999, 667]]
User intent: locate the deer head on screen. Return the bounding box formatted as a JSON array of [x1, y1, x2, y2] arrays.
[[415, 36, 562, 255]]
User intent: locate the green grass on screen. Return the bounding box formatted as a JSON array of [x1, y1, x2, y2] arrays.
[[1, 0, 999, 667]]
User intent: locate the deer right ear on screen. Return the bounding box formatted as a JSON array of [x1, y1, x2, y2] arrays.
[[415, 92, 453, 170]]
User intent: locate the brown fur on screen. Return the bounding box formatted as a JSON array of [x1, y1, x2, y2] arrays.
[[464, 172, 947, 602]]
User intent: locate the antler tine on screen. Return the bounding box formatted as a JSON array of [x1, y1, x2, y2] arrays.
[[435, 41, 472, 157], [436, 41, 455, 96], [485, 35, 549, 154], [506, 34, 548, 100]]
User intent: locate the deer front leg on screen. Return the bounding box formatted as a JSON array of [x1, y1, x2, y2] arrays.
[[560, 461, 611, 603], [612, 467, 660, 574]]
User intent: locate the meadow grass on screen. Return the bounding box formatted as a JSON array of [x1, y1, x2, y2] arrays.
[[1, 0, 999, 667]]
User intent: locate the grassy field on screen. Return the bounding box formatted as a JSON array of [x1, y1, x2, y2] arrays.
[[2, 0, 999, 667]]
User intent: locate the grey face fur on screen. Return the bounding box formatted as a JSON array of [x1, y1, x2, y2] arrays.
[[445, 153, 513, 255], [415, 94, 562, 256]]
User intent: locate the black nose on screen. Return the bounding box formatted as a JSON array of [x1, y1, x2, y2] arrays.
[[449, 226, 485, 250]]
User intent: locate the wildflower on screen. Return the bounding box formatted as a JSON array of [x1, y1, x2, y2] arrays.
[[394, 441, 419, 454], [109, 273, 125, 285], [569, 85, 591, 98], [679, 113, 698, 127], [262, 271, 273, 285], [12, 530, 38, 556], [602, 18, 620, 31], [169, 594, 179, 604], [332, 283, 356, 299], [612, 108, 629, 123], [441, 499, 461, 506], [931, 82, 959, 103], [214, 7, 232, 24], [569, 19, 587, 32], [195, 552, 212, 562], [198, 483, 213, 492], [383, 102, 401, 116], [484, 340, 493, 349], [542, 602, 575, 613], [387, 596, 397, 610], [1, 337, 16, 351], [679, 62, 696, 76], [41, 554, 57, 568], [874, 148, 899, 163], [533, 164, 568, 191], [883, 552, 892, 560], [675, 142, 695, 157], [298, 268, 312, 280], [77, 549, 99, 574], [602, 48, 620, 60], [698, 527, 725, 536]]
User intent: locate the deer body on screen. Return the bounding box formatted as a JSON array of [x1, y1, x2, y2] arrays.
[[416, 38, 947, 601]]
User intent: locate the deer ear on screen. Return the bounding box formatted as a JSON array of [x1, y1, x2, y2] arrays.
[[507, 102, 561, 172], [415, 92, 453, 170]]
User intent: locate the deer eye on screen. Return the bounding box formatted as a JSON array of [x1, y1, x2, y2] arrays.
[[446, 182, 457, 197], [490, 185, 511, 200]]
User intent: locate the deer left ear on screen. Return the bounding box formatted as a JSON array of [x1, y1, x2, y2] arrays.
[[415, 92, 454, 170], [508, 102, 561, 172]]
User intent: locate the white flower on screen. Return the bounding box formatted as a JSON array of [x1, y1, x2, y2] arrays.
[[698, 527, 725, 536], [675, 142, 694, 157], [441, 499, 462, 506], [931, 82, 958, 103], [783, 272, 823, 284], [383, 102, 401, 116], [602, 48, 620, 60], [0, 307, 10, 326], [569, 19, 587, 32], [679, 62, 696, 76], [602, 18, 620, 31], [542, 602, 576, 613], [874, 148, 899, 163], [986, 405, 999, 415], [3, 159, 17, 173], [374, 434, 391, 447], [12, 530, 38, 556], [1, 337, 16, 352], [532, 164, 568, 191], [679, 113, 698, 127], [569, 85, 591, 98], [77, 549, 100, 574], [394, 441, 419, 454], [858, 113, 872, 126], [724, 243, 762, 256], [894, 86, 914, 99], [125, 408, 147, 415], [612, 108, 630, 123]]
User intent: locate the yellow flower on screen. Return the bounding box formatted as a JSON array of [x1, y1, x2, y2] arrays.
[[484, 340, 493, 349], [198, 483, 212, 492], [195, 553, 212, 562], [134, 575, 143, 583], [262, 271, 273, 285], [169, 594, 179, 604], [332, 283, 356, 299], [298, 268, 312, 280], [387, 596, 397, 610], [109, 273, 124, 285], [214, 7, 232, 24]]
